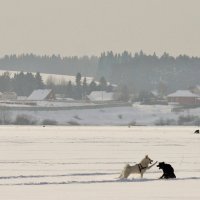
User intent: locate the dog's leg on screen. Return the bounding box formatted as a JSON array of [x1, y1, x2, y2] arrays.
[[159, 174, 164, 179], [164, 174, 169, 179], [124, 168, 131, 178], [141, 172, 143, 178], [119, 170, 126, 179], [119, 173, 123, 179], [119, 164, 131, 179]]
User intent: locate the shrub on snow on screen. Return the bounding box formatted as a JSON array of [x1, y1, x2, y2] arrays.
[[14, 114, 37, 125], [42, 119, 58, 125]]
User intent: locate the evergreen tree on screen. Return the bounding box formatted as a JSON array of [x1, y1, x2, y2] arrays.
[[24, 72, 35, 95], [89, 80, 97, 93], [46, 76, 55, 89], [82, 77, 88, 100], [114, 84, 130, 102], [75, 72, 81, 86], [12, 72, 41, 96], [66, 81, 73, 98], [35, 72, 44, 89], [0, 72, 12, 92], [12, 72, 25, 96], [74, 72, 82, 99], [99, 76, 107, 91]]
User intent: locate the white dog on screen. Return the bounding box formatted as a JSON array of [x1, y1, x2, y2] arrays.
[[119, 155, 157, 179]]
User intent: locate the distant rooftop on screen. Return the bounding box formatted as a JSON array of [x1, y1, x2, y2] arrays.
[[27, 89, 53, 100], [167, 90, 199, 97], [87, 91, 114, 101]]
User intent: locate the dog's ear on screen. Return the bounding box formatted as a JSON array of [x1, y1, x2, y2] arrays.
[[145, 155, 148, 158]]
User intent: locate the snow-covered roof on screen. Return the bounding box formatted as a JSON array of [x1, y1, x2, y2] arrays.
[[151, 90, 159, 96], [27, 89, 52, 100], [167, 90, 199, 97], [87, 91, 114, 101]]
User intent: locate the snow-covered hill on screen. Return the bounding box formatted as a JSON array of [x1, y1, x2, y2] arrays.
[[0, 70, 94, 84]]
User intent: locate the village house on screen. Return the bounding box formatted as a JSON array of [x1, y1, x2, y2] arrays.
[[0, 92, 17, 100], [87, 91, 114, 102], [167, 90, 200, 105], [27, 89, 55, 101]]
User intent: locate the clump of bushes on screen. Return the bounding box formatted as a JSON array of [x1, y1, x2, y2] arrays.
[[67, 120, 80, 126], [42, 119, 58, 125], [0, 118, 12, 125], [0, 110, 12, 125], [14, 114, 37, 125], [178, 115, 200, 125], [118, 114, 123, 119], [128, 120, 136, 126], [73, 115, 82, 120], [155, 118, 176, 126]]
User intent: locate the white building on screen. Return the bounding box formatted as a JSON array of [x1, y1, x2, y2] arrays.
[[27, 89, 55, 101], [1, 92, 17, 100], [87, 91, 114, 102]]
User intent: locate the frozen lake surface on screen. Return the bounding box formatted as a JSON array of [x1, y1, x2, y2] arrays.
[[0, 126, 199, 199]]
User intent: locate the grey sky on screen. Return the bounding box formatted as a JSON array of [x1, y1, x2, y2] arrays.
[[0, 0, 200, 56]]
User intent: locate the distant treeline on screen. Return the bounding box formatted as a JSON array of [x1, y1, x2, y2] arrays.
[[1, 52, 200, 93], [0, 54, 98, 77], [97, 51, 200, 93]]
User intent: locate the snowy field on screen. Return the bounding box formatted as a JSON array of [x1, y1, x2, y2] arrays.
[[0, 126, 199, 199], [7, 103, 200, 125]]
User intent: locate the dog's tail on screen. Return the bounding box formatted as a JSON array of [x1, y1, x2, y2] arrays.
[[118, 164, 130, 179]]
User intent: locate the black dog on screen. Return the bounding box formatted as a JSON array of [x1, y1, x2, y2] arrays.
[[157, 162, 176, 179]]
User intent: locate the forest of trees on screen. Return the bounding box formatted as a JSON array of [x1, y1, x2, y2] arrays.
[[0, 54, 98, 77], [1, 52, 200, 95], [0, 72, 44, 96], [97, 51, 200, 93], [0, 72, 113, 100]]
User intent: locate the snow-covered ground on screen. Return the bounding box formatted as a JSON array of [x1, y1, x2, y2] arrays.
[[5, 103, 200, 125], [0, 126, 199, 199]]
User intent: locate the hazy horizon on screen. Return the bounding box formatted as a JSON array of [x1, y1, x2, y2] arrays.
[[0, 0, 200, 57]]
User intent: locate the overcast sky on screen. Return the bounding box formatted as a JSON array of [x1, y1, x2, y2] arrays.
[[0, 0, 200, 57]]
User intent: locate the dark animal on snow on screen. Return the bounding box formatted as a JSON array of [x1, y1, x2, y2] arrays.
[[157, 162, 176, 179], [194, 129, 199, 134]]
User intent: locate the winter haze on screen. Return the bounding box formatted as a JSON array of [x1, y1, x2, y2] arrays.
[[0, 0, 200, 56], [0, 1, 200, 200]]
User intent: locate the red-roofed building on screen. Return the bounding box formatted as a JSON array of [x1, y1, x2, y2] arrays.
[[167, 90, 200, 105]]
